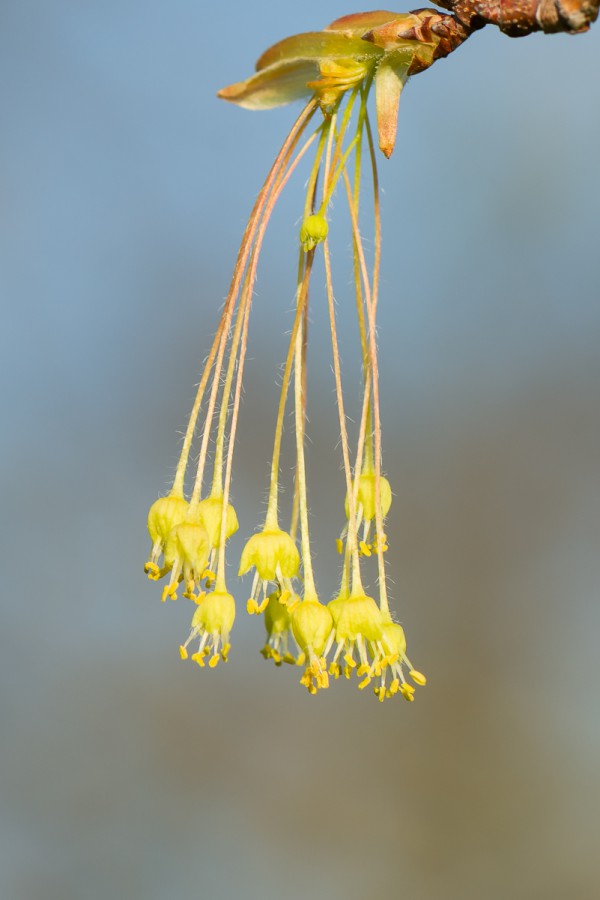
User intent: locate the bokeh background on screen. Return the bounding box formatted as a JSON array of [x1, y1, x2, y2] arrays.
[[1, 2, 599, 898]]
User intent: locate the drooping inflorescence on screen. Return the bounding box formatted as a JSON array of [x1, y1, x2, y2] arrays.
[[144, 10, 444, 700]]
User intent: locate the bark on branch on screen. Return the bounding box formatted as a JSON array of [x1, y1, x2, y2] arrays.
[[405, 0, 599, 66]]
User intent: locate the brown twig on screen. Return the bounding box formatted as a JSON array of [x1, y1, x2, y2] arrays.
[[434, 0, 599, 36], [394, 0, 599, 70]]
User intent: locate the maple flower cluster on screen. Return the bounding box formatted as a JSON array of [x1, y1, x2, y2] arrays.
[[145, 11, 437, 701]]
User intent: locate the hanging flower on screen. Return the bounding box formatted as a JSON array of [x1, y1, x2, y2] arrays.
[[291, 599, 334, 694], [239, 528, 300, 613], [144, 494, 189, 580], [260, 590, 300, 665], [179, 589, 236, 668]]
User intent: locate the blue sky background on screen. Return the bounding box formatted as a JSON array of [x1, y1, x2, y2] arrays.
[[1, 3, 599, 899]]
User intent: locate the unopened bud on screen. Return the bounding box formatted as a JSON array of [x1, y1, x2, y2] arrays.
[[300, 214, 328, 251]]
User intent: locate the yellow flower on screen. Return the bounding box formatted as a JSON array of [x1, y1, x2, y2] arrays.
[[291, 599, 334, 694], [260, 590, 299, 665], [239, 528, 300, 614], [144, 494, 189, 579], [344, 473, 392, 556], [179, 589, 236, 667], [375, 620, 427, 702], [161, 517, 211, 602], [348, 473, 392, 522], [197, 495, 239, 549], [327, 591, 386, 685]]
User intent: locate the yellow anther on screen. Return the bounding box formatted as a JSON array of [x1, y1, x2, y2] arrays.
[[358, 676, 371, 690], [194, 591, 206, 606], [162, 584, 177, 602], [335, 538, 344, 555], [371, 533, 389, 554], [317, 671, 329, 689], [283, 653, 296, 665], [179, 645, 188, 660], [378, 687, 386, 702], [389, 678, 400, 695], [400, 684, 415, 701], [247, 598, 258, 614], [257, 596, 269, 614], [329, 662, 341, 679], [296, 652, 306, 666], [272, 650, 282, 665], [144, 561, 161, 580], [202, 569, 217, 590], [191, 652, 205, 667], [279, 590, 291, 606], [409, 669, 427, 686], [308, 683, 317, 695], [343, 653, 356, 668], [357, 664, 370, 676], [221, 643, 230, 662], [359, 540, 372, 557], [373, 542, 389, 554], [344, 665, 352, 679], [209, 654, 219, 668], [182, 591, 197, 601]]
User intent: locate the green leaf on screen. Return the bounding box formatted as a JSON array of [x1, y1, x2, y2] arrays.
[[256, 31, 382, 71], [219, 31, 382, 110]]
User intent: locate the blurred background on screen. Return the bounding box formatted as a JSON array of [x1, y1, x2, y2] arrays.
[[1, 2, 599, 898]]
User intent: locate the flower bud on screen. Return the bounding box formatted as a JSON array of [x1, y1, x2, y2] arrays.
[[300, 213, 328, 251]]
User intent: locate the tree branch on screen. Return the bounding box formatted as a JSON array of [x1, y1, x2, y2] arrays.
[[396, 0, 599, 68]]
